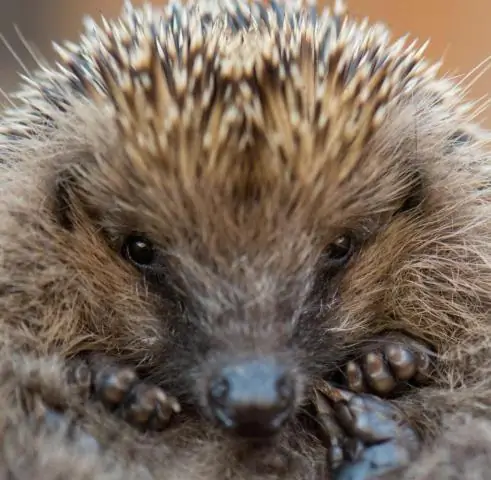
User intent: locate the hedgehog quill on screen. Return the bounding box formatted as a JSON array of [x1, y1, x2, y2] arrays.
[[0, 0, 491, 479]]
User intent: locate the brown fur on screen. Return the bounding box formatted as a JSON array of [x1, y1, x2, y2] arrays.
[[0, 0, 490, 478]]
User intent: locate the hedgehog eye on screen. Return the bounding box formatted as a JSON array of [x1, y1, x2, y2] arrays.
[[325, 235, 353, 266], [123, 235, 155, 267]]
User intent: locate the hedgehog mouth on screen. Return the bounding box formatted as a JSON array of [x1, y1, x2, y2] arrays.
[[211, 403, 295, 439]]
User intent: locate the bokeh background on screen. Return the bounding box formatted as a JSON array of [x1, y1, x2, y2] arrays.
[[1, 1, 490, 125]]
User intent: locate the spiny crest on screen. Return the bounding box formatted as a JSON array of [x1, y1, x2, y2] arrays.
[[3, 0, 443, 184]]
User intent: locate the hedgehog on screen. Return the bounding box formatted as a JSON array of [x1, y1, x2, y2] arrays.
[[0, 0, 491, 478]]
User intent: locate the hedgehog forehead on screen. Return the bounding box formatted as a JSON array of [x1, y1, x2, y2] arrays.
[[91, 124, 409, 264]]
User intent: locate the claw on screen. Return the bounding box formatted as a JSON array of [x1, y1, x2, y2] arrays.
[[346, 361, 366, 393], [363, 352, 397, 395], [385, 345, 416, 381], [121, 384, 156, 424], [314, 389, 347, 470], [152, 388, 181, 427], [94, 366, 138, 405], [66, 362, 92, 400], [315, 380, 356, 404], [414, 350, 432, 383], [119, 383, 179, 430]]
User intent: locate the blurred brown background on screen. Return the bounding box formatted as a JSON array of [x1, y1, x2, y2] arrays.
[[1, 1, 490, 125]]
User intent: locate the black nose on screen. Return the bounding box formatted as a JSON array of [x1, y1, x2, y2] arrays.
[[207, 358, 295, 438]]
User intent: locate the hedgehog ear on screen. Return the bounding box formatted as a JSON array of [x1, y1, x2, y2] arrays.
[[53, 169, 78, 231]]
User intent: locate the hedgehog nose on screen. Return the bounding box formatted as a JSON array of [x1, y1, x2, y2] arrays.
[[207, 359, 295, 438]]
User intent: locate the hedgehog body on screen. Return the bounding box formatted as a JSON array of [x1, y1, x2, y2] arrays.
[[0, 0, 491, 478]]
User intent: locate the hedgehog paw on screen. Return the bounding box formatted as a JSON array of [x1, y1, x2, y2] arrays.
[[343, 333, 433, 396], [314, 382, 420, 480], [68, 358, 180, 432]]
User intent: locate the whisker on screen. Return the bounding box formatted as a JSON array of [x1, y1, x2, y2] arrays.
[[13, 24, 49, 70], [0, 31, 30, 77], [458, 55, 491, 93]]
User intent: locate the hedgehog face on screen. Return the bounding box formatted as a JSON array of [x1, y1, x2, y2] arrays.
[[56, 85, 424, 437], [3, 0, 472, 438]]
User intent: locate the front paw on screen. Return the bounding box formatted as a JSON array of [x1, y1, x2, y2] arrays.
[[68, 357, 180, 432], [314, 382, 420, 480], [342, 333, 433, 396]]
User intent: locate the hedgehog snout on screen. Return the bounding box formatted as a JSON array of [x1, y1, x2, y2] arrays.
[[206, 357, 296, 438]]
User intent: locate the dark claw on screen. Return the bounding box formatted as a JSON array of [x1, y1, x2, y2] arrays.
[[149, 388, 181, 429], [120, 383, 155, 424], [66, 361, 92, 398], [93, 365, 138, 406], [313, 382, 420, 480], [363, 352, 397, 395], [346, 361, 366, 393], [413, 350, 432, 383], [119, 383, 180, 431], [384, 345, 416, 381], [314, 390, 347, 470]]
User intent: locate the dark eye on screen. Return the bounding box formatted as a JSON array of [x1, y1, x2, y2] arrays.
[[123, 235, 155, 267], [325, 235, 353, 266]]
